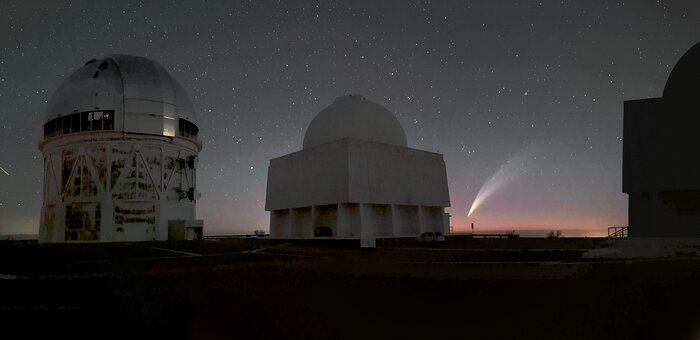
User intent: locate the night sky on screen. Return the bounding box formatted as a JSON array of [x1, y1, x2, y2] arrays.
[[2, 0, 700, 237]]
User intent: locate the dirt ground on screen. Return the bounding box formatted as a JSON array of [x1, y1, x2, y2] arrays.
[[2, 238, 700, 340]]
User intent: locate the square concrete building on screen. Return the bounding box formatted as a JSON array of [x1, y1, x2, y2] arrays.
[[265, 95, 450, 240]]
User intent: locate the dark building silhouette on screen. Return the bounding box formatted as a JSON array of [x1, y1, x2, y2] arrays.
[[624, 41, 700, 237]]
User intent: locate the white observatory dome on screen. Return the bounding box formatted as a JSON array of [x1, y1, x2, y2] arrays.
[[303, 94, 408, 149], [44, 54, 197, 139], [39, 54, 203, 243]]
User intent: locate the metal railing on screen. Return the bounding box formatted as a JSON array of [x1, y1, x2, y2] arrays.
[[607, 226, 628, 239]]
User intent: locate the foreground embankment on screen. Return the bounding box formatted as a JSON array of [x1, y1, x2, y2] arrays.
[[1, 238, 699, 339]]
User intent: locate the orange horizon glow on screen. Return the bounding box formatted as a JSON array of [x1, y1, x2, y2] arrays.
[[449, 211, 625, 237], [449, 227, 609, 238]]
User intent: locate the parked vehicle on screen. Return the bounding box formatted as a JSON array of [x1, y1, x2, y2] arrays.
[[435, 232, 445, 242]]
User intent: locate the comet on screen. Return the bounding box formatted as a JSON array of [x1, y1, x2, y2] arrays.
[[468, 147, 532, 217], [0, 166, 9, 176]]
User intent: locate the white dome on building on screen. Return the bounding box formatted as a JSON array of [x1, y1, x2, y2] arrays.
[[45, 54, 197, 139], [303, 95, 408, 149], [267, 94, 450, 240], [38, 54, 202, 243]]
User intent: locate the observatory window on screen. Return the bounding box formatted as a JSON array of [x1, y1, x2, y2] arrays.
[[56, 118, 62, 135], [88, 111, 104, 131], [80, 112, 91, 132], [90, 111, 102, 131], [178, 118, 199, 139], [62, 116, 71, 134], [43, 110, 115, 138], [43, 116, 64, 137], [71, 114, 80, 133], [103, 112, 114, 130]]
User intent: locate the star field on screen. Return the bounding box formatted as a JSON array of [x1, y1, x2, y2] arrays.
[[1, 0, 700, 236]]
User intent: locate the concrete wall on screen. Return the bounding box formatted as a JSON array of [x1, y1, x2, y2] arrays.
[[265, 141, 349, 210], [623, 98, 668, 192], [168, 219, 204, 240], [393, 205, 420, 236], [39, 136, 200, 242], [290, 207, 313, 238], [624, 98, 700, 192], [270, 209, 291, 237], [629, 192, 700, 237], [337, 203, 360, 237], [420, 206, 445, 233], [265, 138, 450, 211], [360, 204, 393, 237], [313, 204, 338, 236], [347, 139, 450, 207], [269, 203, 444, 239], [266, 137, 450, 239], [624, 98, 700, 237]]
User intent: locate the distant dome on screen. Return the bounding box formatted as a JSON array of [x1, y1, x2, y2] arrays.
[[303, 95, 408, 149], [45, 54, 196, 124], [663, 42, 700, 101]]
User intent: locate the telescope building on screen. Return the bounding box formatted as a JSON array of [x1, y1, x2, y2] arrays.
[[38, 55, 203, 242], [265, 94, 450, 243]]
